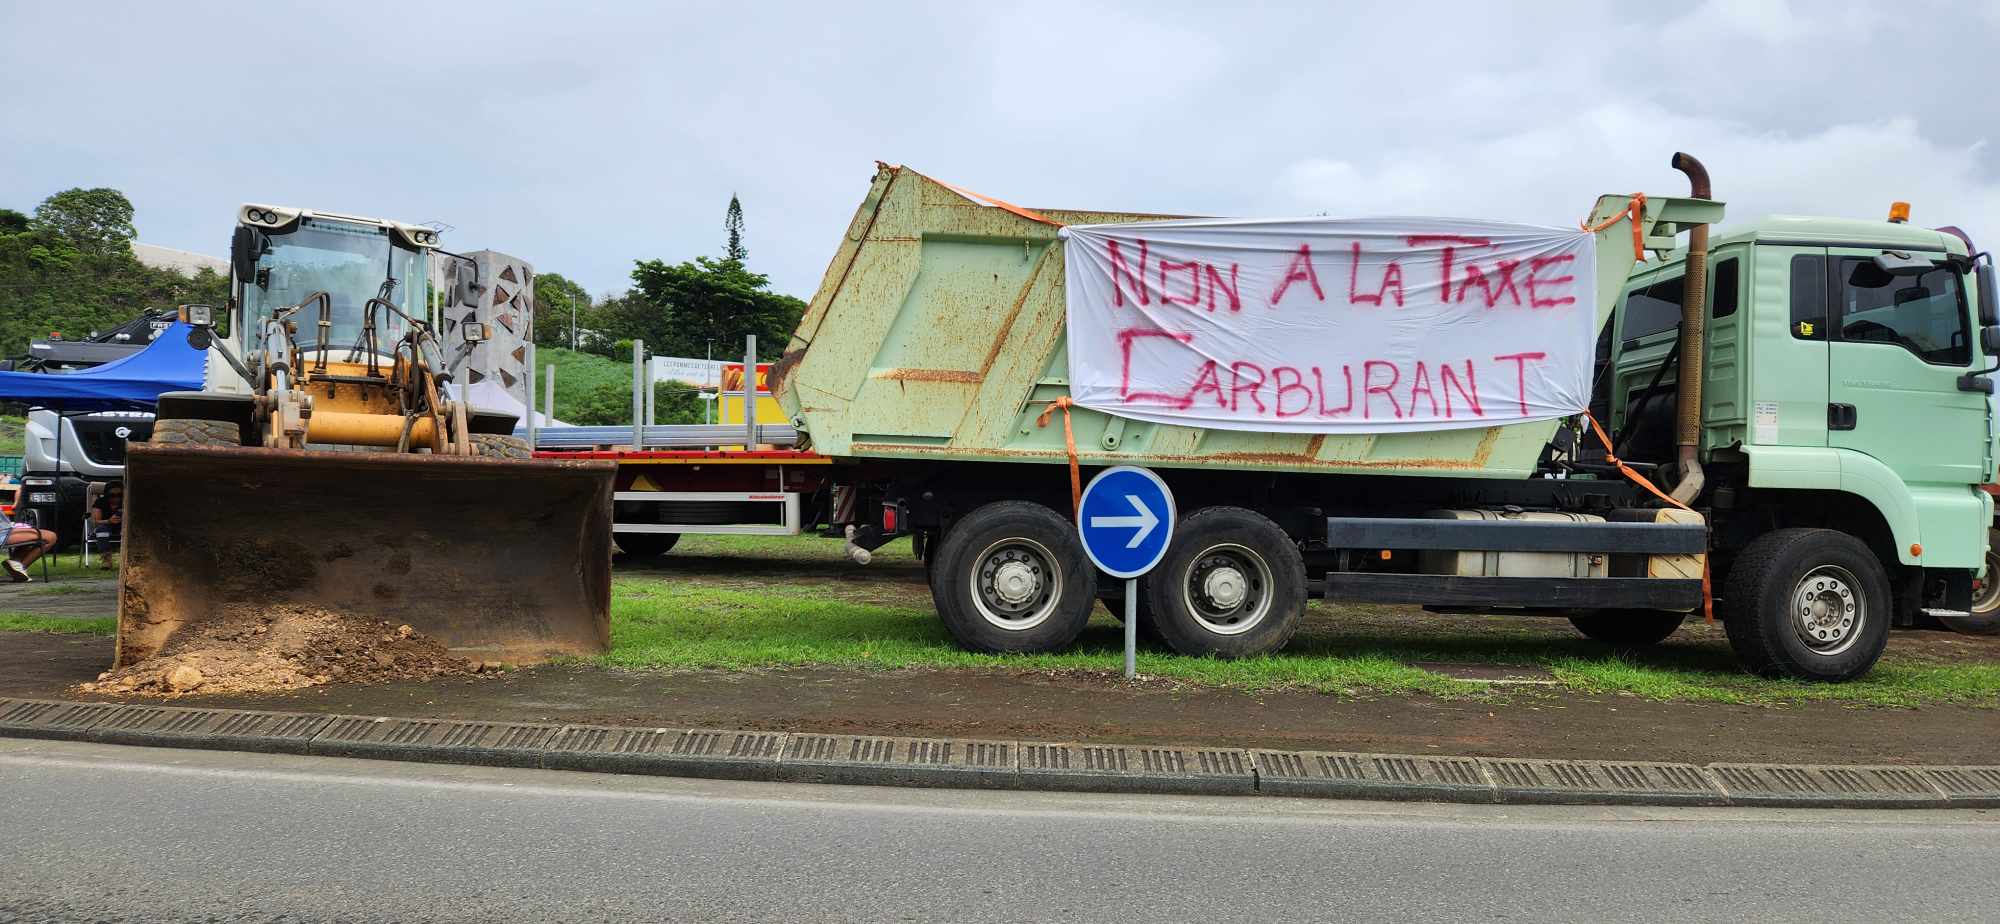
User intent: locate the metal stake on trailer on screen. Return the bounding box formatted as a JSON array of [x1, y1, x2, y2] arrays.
[[743, 334, 757, 449], [630, 339, 644, 451]]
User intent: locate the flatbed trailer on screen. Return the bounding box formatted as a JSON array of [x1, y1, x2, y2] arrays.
[[536, 447, 840, 555]]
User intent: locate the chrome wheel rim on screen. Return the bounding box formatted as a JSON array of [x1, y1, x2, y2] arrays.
[[969, 537, 1061, 632], [1182, 543, 1273, 636], [1790, 565, 1863, 655]]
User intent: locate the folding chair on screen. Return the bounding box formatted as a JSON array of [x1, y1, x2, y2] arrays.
[[3, 508, 53, 583], [81, 481, 122, 568]]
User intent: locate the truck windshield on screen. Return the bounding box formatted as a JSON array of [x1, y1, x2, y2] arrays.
[[242, 216, 420, 355]]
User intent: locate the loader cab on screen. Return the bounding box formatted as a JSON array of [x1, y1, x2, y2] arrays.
[[219, 206, 441, 392]]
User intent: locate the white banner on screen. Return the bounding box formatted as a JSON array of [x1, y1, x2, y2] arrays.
[[1061, 217, 1597, 433]]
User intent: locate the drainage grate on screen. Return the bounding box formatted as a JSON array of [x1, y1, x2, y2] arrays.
[[83, 706, 333, 753], [1708, 764, 1945, 807], [307, 716, 557, 767], [776, 734, 1021, 788], [0, 699, 118, 739], [1253, 750, 1496, 802], [1923, 767, 2000, 807], [1017, 742, 1254, 795], [1482, 758, 1725, 805], [539, 725, 686, 773]]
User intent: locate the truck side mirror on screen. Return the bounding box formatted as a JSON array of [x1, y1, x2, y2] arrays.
[[230, 226, 265, 282], [1977, 257, 1997, 326], [1982, 324, 2000, 356]]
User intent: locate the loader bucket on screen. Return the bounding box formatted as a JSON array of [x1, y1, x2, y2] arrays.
[[114, 443, 616, 668]]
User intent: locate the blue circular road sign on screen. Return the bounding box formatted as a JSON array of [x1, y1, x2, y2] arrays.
[[1077, 465, 1176, 579]]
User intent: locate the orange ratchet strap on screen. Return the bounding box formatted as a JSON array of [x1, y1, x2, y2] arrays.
[[936, 179, 1064, 228], [1035, 396, 1082, 517], [1582, 412, 1714, 623], [1581, 193, 1649, 262]]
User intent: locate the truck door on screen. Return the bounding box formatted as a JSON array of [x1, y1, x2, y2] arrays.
[[1823, 246, 1985, 486]]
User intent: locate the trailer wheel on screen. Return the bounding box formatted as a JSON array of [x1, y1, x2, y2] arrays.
[[929, 501, 1096, 653], [1566, 610, 1686, 648], [1723, 528, 1890, 681], [1143, 506, 1306, 659], [1936, 528, 2000, 635], [147, 418, 244, 448], [615, 532, 680, 559]]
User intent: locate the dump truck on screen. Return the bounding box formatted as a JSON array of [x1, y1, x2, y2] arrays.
[[116, 204, 614, 669], [692, 155, 1993, 684]]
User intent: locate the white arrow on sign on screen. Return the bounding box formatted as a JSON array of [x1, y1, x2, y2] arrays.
[[1090, 494, 1160, 549]]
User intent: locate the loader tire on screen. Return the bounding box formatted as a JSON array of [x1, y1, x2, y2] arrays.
[[148, 418, 244, 448], [470, 434, 532, 460]]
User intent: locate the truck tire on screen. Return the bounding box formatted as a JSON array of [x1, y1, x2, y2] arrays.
[[928, 500, 1096, 653], [615, 532, 680, 559], [470, 434, 532, 460], [147, 418, 243, 448], [1723, 528, 1890, 681], [1567, 610, 1686, 648], [1937, 528, 2000, 635], [1142, 506, 1307, 659]]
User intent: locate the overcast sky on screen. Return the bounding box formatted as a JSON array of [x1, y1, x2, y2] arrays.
[[5, 1, 1998, 300]]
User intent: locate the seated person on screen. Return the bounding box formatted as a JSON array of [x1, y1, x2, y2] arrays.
[[3, 508, 56, 583], [89, 482, 123, 568]]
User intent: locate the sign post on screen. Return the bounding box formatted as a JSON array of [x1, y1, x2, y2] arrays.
[[1077, 466, 1175, 679]]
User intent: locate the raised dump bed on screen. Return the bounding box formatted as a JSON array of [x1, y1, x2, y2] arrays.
[[774, 164, 1716, 478]]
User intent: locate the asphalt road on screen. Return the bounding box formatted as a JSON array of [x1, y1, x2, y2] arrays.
[[1, 739, 1995, 923]]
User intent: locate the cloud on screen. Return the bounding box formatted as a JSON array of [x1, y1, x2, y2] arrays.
[[2, 0, 1996, 301], [1275, 103, 2000, 249]]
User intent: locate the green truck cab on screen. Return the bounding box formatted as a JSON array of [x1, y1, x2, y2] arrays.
[[1609, 213, 1996, 629]]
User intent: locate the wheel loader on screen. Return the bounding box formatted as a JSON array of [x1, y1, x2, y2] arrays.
[[115, 204, 614, 668]]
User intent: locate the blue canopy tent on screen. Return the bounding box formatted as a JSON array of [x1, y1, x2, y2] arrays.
[[0, 321, 206, 544], [0, 321, 205, 411]]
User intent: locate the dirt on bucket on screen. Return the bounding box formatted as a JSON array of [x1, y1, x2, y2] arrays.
[[79, 603, 481, 698]]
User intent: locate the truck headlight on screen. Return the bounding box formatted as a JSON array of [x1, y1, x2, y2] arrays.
[[184, 304, 214, 327]]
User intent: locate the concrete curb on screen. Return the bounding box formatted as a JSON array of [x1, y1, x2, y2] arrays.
[[3, 697, 1995, 809]]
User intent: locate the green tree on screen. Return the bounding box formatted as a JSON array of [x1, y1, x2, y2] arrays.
[[561, 379, 705, 426], [32, 187, 137, 254], [0, 186, 227, 360], [610, 256, 804, 361], [531, 271, 592, 347], [724, 194, 747, 263]]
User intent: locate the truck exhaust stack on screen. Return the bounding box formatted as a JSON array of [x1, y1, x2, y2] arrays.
[[1669, 151, 1710, 505]]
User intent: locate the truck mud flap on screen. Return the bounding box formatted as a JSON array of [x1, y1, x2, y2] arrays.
[[115, 444, 615, 668]]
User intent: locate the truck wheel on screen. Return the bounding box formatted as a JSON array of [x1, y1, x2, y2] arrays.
[[1936, 528, 2000, 635], [1723, 528, 1890, 681], [148, 418, 243, 448], [1567, 610, 1686, 648], [615, 532, 680, 559], [469, 434, 532, 460], [929, 501, 1096, 653], [1142, 506, 1306, 658]]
